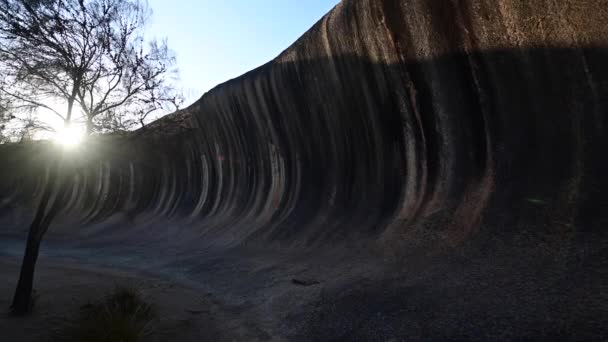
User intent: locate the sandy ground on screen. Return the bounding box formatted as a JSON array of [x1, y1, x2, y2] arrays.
[[0, 257, 266, 341], [0, 228, 606, 341]]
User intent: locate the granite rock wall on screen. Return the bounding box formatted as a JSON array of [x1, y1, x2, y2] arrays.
[[2, 0, 608, 252]]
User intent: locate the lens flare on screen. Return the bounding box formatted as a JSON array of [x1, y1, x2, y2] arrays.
[[54, 125, 84, 148]]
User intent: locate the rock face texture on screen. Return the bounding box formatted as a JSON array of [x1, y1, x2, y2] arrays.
[[1, 0, 608, 339]]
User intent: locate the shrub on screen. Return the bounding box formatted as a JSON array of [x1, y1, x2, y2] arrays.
[[55, 286, 156, 342]]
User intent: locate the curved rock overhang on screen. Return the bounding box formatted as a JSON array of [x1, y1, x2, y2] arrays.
[[1, 0, 607, 254]]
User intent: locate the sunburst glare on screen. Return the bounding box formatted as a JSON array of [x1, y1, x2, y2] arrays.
[[53, 125, 84, 148]]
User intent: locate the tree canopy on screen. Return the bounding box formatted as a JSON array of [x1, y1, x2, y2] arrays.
[[0, 0, 183, 138]]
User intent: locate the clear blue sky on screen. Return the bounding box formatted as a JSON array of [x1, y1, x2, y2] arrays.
[[146, 0, 341, 106]]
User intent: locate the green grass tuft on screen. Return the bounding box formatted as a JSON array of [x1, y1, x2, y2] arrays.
[[526, 198, 547, 205]]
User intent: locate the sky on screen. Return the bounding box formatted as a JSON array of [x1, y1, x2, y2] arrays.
[[146, 0, 341, 106], [12, 0, 340, 141]]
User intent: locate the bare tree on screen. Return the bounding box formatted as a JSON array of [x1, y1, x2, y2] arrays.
[[0, 0, 182, 314], [0, 0, 182, 135]]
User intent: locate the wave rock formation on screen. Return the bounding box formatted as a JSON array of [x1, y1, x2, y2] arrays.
[[1, 0, 607, 340]]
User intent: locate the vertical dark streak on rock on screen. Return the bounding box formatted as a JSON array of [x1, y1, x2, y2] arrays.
[[1, 0, 607, 255]]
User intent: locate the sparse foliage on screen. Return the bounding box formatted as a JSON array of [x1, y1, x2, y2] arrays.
[[0, 0, 183, 135], [0, 95, 12, 143], [1, 0, 183, 316]]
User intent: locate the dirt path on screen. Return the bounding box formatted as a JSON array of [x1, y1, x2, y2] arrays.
[[0, 233, 377, 341], [1, 232, 605, 341], [0, 257, 270, 341]]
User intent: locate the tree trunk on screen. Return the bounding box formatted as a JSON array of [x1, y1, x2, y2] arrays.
[[86, 116, 94, 135], [11, 162, 65, 315], [11, 225, 46, 315]]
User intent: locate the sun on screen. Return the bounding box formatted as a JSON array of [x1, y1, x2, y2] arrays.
[[54, 125, 84, 148]]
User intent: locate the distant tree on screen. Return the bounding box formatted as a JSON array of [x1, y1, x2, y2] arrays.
[[0, 95, 56, 143], [13, 113, 55, 142], [0, 0, 182, 315], [0, 95, 12, 143]]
